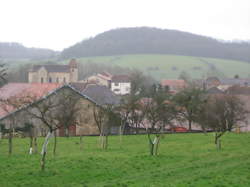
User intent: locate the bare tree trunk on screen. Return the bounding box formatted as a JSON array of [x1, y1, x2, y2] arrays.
[[119, 125, 123, 148], [29, 136, 33, 154], [34, 137, 38, 154], [153, 135, 161, 156], [103, 135, 108, 150], [8, 130, 13, 156], [188, 120, 192, 131], [147, 134, 154, 156], [41, 131, 53, 171], [53, 131, 57, 156]]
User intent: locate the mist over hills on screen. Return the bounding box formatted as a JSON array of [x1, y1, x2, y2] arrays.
[[61, 27, 250, 62], [0, 42, 58, 60]]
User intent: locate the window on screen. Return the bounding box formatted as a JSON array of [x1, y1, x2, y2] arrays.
[[125, 87, 130, 91], [114, 83, 119, 86], [56, 77, 59, 83], [72, 69, 74, 72], [41, 77, 44, 83], [114, 89, 120, 92], [49, 77, 52, 83], [63, 77, 66, 83]]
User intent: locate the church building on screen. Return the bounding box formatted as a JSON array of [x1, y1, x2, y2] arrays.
[[28, 59, 78, 83]]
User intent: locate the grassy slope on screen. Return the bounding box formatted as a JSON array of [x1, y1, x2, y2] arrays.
[[61, 54, 250, 80], [0, 133, 250, 187]]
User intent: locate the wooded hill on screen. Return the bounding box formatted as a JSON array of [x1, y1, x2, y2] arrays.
[[61, 27, 250, 62], [0, 42, 58, 60]]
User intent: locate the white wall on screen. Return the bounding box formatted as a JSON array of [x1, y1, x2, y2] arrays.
[[111, 82, 131, 95]]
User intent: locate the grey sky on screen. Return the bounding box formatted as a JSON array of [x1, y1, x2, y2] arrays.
[[0, 0, 249, 51]]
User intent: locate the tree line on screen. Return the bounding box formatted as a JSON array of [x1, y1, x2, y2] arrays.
[[61, 27, 250, 62]]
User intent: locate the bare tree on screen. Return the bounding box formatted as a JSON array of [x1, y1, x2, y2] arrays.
[[173, 87, 206, 131], [26, 94, 62, 170], [143, 85, 177, 156], [196, 94, 248, 149], [93, 104, 119, 149]]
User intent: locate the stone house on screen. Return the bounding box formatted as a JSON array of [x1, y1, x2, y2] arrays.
[[28, 59, 78, 83], [0, 83, 120, 136]]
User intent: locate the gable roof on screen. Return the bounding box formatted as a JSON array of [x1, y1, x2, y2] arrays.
[[0, 84, 98, 121], [30, 65, 70, 73], [207, 87, 224, 94]]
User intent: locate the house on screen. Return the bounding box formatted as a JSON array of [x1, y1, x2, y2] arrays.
[[28, 59, 78, 83], [111, 75, 131, 95], [203, 77, 250, 90], [81, 72, 112, 87], [161, 79, 187, 93], [0, 83, 120, 136]]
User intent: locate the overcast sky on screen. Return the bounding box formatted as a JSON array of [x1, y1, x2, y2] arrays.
[[0, 0, 249, 51]]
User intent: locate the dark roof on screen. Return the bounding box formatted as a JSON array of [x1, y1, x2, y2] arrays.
[[207, 87, 224, 94], [226, 86, 250, 95], [219, 79, 250, 86], [112, 75, 130, 83], [82, 84, 120, 105], [30, 65, 70, 73], [69, 82, 88, 92]]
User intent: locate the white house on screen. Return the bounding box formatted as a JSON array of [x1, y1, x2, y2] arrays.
[[111, 75, 131, 95]]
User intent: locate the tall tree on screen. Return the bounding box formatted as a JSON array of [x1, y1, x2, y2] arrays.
[[173, 87, 206, 131]]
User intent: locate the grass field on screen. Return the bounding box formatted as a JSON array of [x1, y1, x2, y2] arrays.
[[0, 133, 250, 186], [5, 54, 250, 81], [61, 54, 250, 80]]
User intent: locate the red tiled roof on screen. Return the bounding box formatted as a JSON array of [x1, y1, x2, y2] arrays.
[[0, 83, 62, 117], [161, 79, 187, 88]]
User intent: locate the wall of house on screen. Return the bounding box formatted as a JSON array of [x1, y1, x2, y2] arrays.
[[111, 82, 131, 95], [47, 72, 70, 83]]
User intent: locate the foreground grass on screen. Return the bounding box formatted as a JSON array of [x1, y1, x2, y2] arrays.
[[0, 133, 250, 187]]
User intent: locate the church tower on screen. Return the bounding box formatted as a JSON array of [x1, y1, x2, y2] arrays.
[[69, 59, 78, 82]]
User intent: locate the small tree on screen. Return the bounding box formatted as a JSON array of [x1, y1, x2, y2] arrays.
[[143, 85, 177, 156], [196, 94, 247, 149], [26, 95, 62, 170], [93, 104, 119, 149]]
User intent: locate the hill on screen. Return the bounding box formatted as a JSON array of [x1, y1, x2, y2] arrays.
[[0, 42, 58, 60], [61, 54, 250, 80], [61, 27, 250, 62]]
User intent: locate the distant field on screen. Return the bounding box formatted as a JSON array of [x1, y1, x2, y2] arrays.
[[5, 54, 250, 81], [0, 133, 250, 186], [61, 54, 250, 80]]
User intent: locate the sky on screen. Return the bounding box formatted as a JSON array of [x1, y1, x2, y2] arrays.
[[0, 0, 249, 51]]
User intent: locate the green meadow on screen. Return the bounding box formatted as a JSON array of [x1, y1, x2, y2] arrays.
[[5, 54, 250, 81], [0, 133, 250, 186], [62, 54, 250, 80]]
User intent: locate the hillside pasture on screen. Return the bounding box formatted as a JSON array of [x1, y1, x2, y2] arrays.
[[60, 54, 250, 81], [0, 133, 249, 186]]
